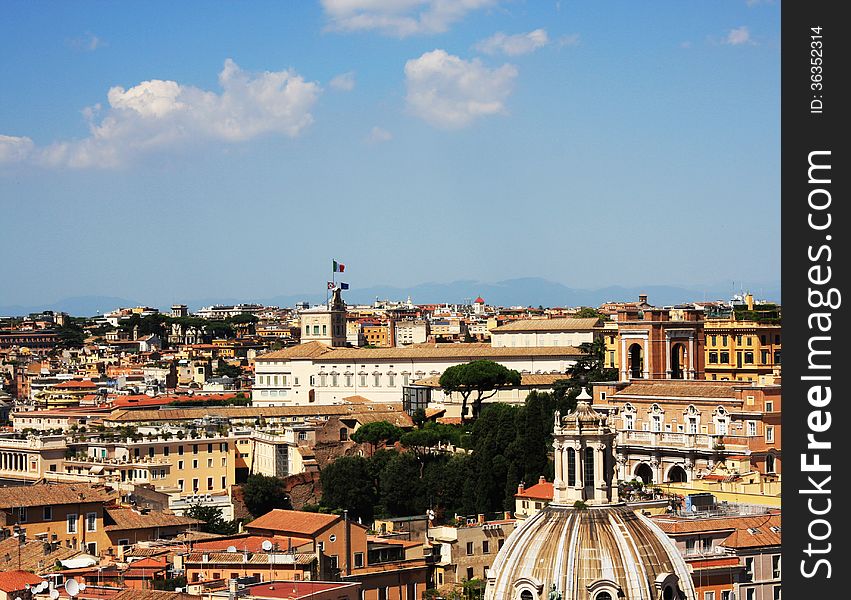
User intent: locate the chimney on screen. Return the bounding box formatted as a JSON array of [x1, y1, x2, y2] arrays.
[[504, 511, 512, 521], [538, 475, 546, 485], [517, 482, 525, 495], [745, 293, 754, 310], [638, 294, 648, 305], [477, 514, 485, 525]]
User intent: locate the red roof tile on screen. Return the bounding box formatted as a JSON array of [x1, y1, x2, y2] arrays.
[[246, 509, 340, 536], [0, 570, 43, 593]]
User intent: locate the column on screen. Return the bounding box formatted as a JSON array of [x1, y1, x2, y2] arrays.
[[574, 444, 583, 493], [553, 441, 564, 493], [665, 333, 671, 379], [620, 336, 628, 380], [594, 445, 605, 503], [643, 338, 650, 379], [688, 335, 695, 379]]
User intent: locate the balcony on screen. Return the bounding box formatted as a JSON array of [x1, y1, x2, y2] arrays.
[[619, 430, 750, 452]]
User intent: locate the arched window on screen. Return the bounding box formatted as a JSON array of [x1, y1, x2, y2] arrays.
[[519, 591, 533, 600], [567, 448, 576, 486], [584, 446, 595, 487], [662, 585, 675, 600], [596, 593, 612, 600]]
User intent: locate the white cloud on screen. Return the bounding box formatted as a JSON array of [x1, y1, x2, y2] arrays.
[[557, 33, 581, 48], [0, 135, 34, 163], [0, 59, 321, 169], [330, 71, 356, 91], [321, 0, 497, 37], [366, 126, 393, 143], [724, 26, 754, 45], [68, 32, 105, 52], [475, 29, 549, 56], [404, 49, 517, 129]]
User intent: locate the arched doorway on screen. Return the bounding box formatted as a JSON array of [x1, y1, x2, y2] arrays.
[[670, 343, 686, 379], [635, 463, 654, 484], [667, 465, 688, 483], [629, 344, 644, 379]]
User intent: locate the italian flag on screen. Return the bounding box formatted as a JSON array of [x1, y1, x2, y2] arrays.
[[333, 260, 346, 273]]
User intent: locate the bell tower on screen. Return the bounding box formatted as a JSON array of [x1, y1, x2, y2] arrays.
[[552, 389, 620, 505]]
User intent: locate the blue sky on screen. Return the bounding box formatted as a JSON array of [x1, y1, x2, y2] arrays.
[[0, 1, 780, 307]]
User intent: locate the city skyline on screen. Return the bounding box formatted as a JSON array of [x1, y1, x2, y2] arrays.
[[1, 1, 780, 306]]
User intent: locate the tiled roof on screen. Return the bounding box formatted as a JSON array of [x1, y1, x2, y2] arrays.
[[192, 534, 312, 553], [0, 537, 82, 574], [611, 381, 742, 399], [652, 512, 781, 548], [103, 507, 200, 531], [246, 509, 340, 535], [255, 341, 331, 360], [414, 373, 569, 388], [54, 379, 98, 389], [0, 570, 43, 593], [111, 590, 197, 600], [185, 551, 315, 565], [256, 342, 582, 363], [0, 483, 116, 509], [515, 481, 554, 500], [492, 318, 602, 332]]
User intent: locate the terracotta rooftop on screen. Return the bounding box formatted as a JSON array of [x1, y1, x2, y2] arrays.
[[611, 381, 743, 399], [0, 483, 116, 509], [54, 379, 98, 389], [516, 480, 554, 501], [111, 590, 197, 600], [0, 537, 82, 574], [103, 507, 200, 531], [652, 512, 781, 549], [246, 509, 342, 536], [192, 534, 313, 553], [185, 551, 316, 566], [491, 317, 602, 332], [0, 570, 43, 593], [107, 402, 409, 423], [242, 581, 357, 599]]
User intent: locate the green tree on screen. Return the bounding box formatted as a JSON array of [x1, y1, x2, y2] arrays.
[[242, 474, 291, 518], [378, 452, 424, 516], [439, 360, 521, 421], [214, 363, 242, 379], [186, 504, 239, 535], [350, 421, 404, 455], [411, 407, 427, 429], [319, 456, 378, 522], [573, 307, 605, 320]]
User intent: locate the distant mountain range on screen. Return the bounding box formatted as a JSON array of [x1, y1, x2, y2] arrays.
[[0, 278, 780, 317]]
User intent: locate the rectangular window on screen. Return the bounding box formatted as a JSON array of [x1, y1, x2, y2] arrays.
[[207, 458, 213, 468], [745, 557, 754, 579], [178, 479, 184, 491], [744, 351, 754, 364], [482, 540, 490, 554], [86, 512, 97, 532], [498, 538, 505, 550], [466, 567, 474, 581], [313, 325, 320, 335], [222, 476, 226, 489], [374, 373, 381, 387], [207, 477, 214, 490], [746, 337, 752, 346], [772, 555, 781, 578], [164, 446, 170, 456], [774, 586, 781, 600], [705, 593, 716, 600], [760, 334, 767, 345], [762, 350, 770, 363], [722, 335, 728, 346], [774, 351, 781, 364], [193, 459, 198, 469], [651, 415, 662, 432], [747, 421, 757, 436], [18, 507, 27, 523], [709, 352, 718, 364], [193, 444, 198, 454], [192, 478, 199, 491], [208, 443, 213, 453], [178, 445, 184, 455], [746, 589, 755, 600], [43, 506, 52, 520], [388, 374, 395, 387], [765, 401, 774, 412], [765, 426, 775, 443], [686, 538, 696, 555], [67, 513, 78, 534], [466, 541, 474, 555], [624, 415, 634, 430], [148, 447, 154, 458], [178, 460, 184, 469], [720, 351, 729, 363], [360, 374, 367, 386], [722, 591, 732, 600]]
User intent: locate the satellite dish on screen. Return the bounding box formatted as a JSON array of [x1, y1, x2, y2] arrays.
[[50, 590, 60, 600], [78, 584, 87, 591], [38, 583, 49, 593], [261, 540, 273, 552], [65, 578, 80, 597], [226, 546, 237, 553]]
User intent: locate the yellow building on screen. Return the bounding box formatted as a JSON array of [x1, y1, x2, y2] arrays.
[[704, 295, 781, 382]]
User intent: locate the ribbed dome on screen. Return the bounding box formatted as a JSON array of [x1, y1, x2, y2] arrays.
[[485, 504, 696, 600]]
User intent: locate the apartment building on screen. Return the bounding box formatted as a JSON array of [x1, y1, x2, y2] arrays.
[[427, 516, 515, 591]]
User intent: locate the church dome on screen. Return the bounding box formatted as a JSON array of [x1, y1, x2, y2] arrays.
[[485, 503, 695, 600], [485, 400, 696, 600]]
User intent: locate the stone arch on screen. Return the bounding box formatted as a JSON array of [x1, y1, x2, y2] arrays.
[[634, 462, 654, 484], [670, 342, 687, 379], [667, 464, 688, 483], [628, 343, 644, 379]]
